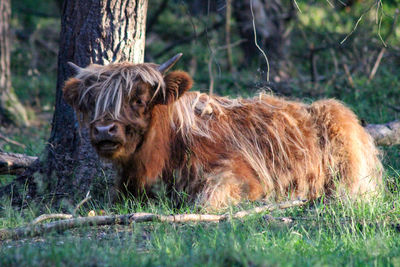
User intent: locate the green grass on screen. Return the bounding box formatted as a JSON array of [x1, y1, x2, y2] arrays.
[[1, 179, 400, 266]]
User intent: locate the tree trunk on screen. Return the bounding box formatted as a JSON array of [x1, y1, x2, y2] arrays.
[[0, 0, 29, 126], [7, 0, 148, 206]]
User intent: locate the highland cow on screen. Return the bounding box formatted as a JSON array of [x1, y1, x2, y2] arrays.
[[63, 54, 382, 209]]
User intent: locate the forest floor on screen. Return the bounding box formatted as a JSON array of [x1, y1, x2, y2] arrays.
[[0, 182, 400, 266]]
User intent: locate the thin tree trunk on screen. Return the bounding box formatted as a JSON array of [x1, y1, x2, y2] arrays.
[[233, 0, 295, 80], [225, 0, 234, 73], [7, 0, 148, 205], [0, 0, 29, 126]]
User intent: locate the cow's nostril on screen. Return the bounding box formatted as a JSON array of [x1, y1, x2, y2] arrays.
[[109, 124, 117, 134], [94, 123, 117, 138]]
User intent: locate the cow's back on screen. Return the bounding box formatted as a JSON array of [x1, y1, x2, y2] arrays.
[[169, 92, 382, 208]]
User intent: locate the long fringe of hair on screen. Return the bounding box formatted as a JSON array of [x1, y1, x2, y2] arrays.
[[75, 63, 165, 122]]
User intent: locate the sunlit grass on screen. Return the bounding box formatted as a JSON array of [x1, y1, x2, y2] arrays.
[[1, 173, 400, 266]]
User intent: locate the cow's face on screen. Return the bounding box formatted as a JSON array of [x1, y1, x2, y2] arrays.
[[62, 56, 192, 161], [87, 80, 155, 160]]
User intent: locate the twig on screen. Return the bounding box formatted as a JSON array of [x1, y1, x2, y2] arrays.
[[30, 192, 92, 225], [0, 133, 26, 149], [263, 214, 294, 224], [31, 214, 73, 225], [368, 48, 386, 81], [216, 39, 246, 51], [342, 63, 355, 88], [329, 48, 339, 77], [250, 0, 270, 82], [368, 9, 399, 81], [292, 0, 302, 13], [208, 53, 215, 95], [73, 191, 92, 216], [0, 199, 307, 241], [341, 0, 380, 44]]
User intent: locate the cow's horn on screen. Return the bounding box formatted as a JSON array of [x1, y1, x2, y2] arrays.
[[158, 53, 183, 74], [68, 62, 83, 73]]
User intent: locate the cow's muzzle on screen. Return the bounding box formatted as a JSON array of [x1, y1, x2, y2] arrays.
[[91, 122, 125, 153]]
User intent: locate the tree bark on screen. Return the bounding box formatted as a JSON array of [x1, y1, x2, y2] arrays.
[[0, 0, 29, 126], [9, 0, 148, 205]]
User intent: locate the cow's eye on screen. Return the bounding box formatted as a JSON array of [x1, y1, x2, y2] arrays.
[[131, 98, 145, 107]]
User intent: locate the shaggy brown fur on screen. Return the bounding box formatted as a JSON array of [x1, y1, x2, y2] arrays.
[[63, 61, 382, 209]]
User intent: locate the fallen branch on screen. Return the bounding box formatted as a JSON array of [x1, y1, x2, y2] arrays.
[[0, 199, 307, 241], [31, 214, 73, 225], [30, 192, 92, 225], [0, 152, 38, 175], [365, 121, 400, 146], [0, 133, 26, 149]]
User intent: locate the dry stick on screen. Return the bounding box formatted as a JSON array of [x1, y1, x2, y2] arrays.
[[369, 9, 399, 81], [30, 193, 92, 225], [206, 42, 219, 95], [73, 193, 92, 216], [0, 133, 26, 149], [368, 48, 386, 81], [208, 52, 215, 95], [250, 0, 270, 82], [342, 63, 355, 88], [340, 0, 380, 44], [31, 214, 73, 225], [0, 199, 307, 241]]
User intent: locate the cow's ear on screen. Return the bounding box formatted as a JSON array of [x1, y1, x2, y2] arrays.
[[63, 78, 82, 108], [162, 71, 193, 104]]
